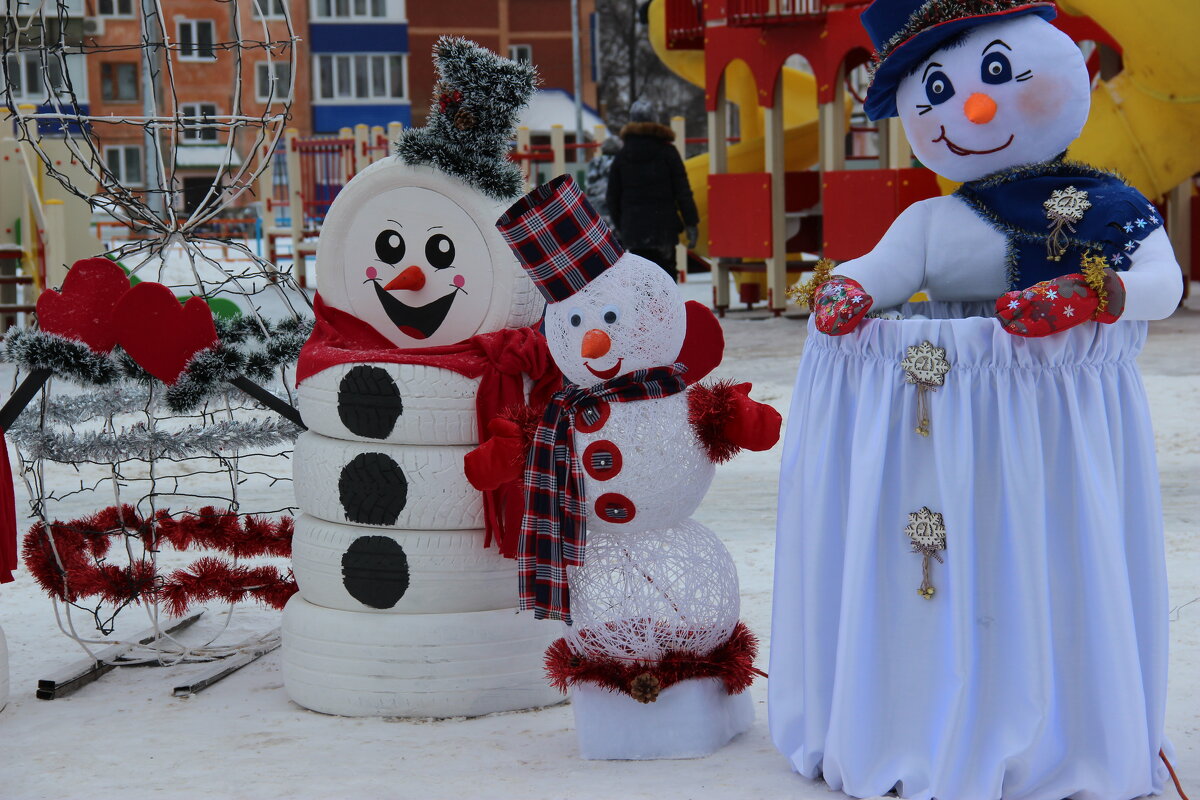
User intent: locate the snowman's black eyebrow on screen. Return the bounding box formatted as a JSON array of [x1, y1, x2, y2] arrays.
[[921, 62, 943, 82], [982, 39, 1012, 54], [386, 219, 403, 227], [427, 225, 444, 231]]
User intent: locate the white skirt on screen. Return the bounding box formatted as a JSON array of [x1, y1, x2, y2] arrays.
[[770, 305, 1169, 800]]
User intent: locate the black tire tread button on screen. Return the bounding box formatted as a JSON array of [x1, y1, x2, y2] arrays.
[[338, 452, 409, 526], [576, 400, 611, 433], [338, 365, 403, 439], [582, 440, 622, 481], [594, 492, 636, 524], [341, 535, 410, 609]]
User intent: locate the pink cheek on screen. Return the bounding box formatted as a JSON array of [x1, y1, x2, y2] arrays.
[[906, 111, 942, 144], [365, 266, 378, 280], [452, 274, 465, 288], [1017, 78, 1065, 121]]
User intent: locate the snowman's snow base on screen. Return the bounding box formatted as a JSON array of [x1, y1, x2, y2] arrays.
[[0, 624, 8, 713], [572, 679, 753, 760], [281, 595, 563, 718]]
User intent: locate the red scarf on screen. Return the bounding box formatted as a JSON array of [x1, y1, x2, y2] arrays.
[[298, 295, 560, 556]]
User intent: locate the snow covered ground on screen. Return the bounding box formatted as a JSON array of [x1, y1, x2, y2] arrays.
[[1, 274, 1196, 800]]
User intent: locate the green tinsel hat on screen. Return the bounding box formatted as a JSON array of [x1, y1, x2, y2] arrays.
[[396, 37, 537, 201]]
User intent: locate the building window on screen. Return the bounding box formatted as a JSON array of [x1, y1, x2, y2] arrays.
[[100, 62, 138, 102], [4, 53, 68, 102], [180, 102, 219, 141], [98, 0, 134, 16], [314, 54, 406, 102], [508, 44, 532, 64], [178, 20, 216, 60], [255, 61, 292, 101], [105, 145, 142, 186], [312, 0, 392, 19], [252, 0, 288, 17]]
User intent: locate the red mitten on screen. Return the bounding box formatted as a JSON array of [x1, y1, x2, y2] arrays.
[[813, 276, 873, 336], [464, 418, 526, 491], [996, 270, 1126, 338], [723, 383, 782, 452]]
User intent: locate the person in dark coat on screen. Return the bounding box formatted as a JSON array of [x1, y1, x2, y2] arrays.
[[605, 100, 699, 282]]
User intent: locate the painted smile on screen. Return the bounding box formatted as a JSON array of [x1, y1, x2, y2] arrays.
[[372, 281, 458, 340], [585, 358, 624, 380], [932, 126, 1014, 156]]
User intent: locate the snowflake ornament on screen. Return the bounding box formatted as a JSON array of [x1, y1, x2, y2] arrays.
[[1043, 186, 1091, 223], [905, 506, 947, 600]]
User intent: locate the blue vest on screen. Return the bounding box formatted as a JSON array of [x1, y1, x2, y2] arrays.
[[954, 158, 1162, 290]]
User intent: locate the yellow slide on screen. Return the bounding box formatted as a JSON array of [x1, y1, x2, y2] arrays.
[[647, 0, 1198, 256], [1063, 1, 1200, 199]]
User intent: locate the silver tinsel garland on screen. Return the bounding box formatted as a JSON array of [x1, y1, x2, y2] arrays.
[[8, 416, 301, 463]]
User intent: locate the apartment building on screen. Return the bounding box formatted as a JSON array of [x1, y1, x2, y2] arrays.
[[407, 0, 598, 127]]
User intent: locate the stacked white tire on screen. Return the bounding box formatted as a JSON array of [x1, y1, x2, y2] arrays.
[[283, 364, 563, 718]]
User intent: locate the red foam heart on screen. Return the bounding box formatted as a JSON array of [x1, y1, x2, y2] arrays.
[[35, 258, 132, 353], [113, 282, 218, 384], [675, 300, 725, 385]]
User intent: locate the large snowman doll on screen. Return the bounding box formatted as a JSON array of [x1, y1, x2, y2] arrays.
[[771, 2, 1183, 798], [281, 38, 563, 718], [468, 175, 781, 759]]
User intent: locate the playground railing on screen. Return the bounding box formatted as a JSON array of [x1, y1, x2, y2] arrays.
[[665, 0, 705, 49]]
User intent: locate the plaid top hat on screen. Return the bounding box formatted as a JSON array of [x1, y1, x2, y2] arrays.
[[496, 175, 624, 303], [862, 0, 1056, 121]]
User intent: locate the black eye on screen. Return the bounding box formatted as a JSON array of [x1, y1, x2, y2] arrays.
[[601, 305, 619, 325], [924, 70, 955, 105], [374, 229, 405, 265], [981, 52, 1012, 84], [569, 311, 583, 327], [425, 233, 455, 269]]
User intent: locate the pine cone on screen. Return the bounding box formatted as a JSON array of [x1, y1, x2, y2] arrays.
[[629, 672, 661, 704], [453, 108, 477, 130]]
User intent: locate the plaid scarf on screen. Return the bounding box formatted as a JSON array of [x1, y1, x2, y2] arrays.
[[519, 363, 688, 623]]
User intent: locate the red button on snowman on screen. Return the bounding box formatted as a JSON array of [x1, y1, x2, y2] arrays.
[[468, 175, 781, 759]]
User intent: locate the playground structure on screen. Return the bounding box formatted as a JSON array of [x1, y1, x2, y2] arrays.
[[0, 124, 99, 328], [656, 0, 1200, 314]]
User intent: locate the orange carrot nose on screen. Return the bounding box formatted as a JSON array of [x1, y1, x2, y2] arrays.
[[581, 329, 611, 359], [384, 265, 426, 291], [964, 92, 998, 125]]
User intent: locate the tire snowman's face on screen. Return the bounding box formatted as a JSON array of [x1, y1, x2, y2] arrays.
[[339, 186, 492, 346], [316, 161, 537, 349], [896, 15, 1090, 183]]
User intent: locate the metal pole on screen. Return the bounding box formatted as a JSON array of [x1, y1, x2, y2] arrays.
[[139, 0, 165, 219], [571, 0, 584, 151]]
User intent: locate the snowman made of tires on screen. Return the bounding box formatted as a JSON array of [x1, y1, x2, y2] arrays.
[[282, 38, 563, 719]]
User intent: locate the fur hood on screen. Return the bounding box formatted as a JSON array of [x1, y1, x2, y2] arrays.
[[619, 121, 675, 142]]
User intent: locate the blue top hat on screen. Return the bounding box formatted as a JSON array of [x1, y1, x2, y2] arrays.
[[862, 0, 1057, 121]]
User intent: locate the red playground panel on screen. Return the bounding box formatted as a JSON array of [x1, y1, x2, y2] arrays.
[[708, 172, 775, 259], [822, 168, 940, 261]]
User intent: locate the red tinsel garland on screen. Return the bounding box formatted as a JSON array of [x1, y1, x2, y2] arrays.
[[21, 505, 296, 614], [544, 621, 764, 703]]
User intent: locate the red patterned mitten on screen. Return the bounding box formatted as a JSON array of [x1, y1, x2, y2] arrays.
[[813, 276, 873, 336], [995, 270, 1126, 338]]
